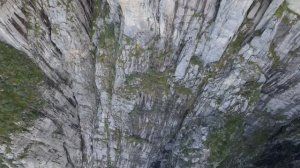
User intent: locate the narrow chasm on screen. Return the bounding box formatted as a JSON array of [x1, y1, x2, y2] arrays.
[[0, 0, 300, 168]]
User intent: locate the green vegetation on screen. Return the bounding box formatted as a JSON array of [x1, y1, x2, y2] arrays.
[[253, 29, 265, 37], [99, 24, 116, 48], [31, 22, 41, 37], [240, 81, 261, 105], [190, 55, 203, 66], [113, 129, 122, 150], [51, 24, 60, 35], [174, 85, 192, 95], [125, 134, 149, 144], [124, 36, 132, 44], [129, 44, 145, 58], [205, 114, 245, 166], [57, 1, 62, 6], [90, 0, 101, 36], [0, 42, 44, 142], [97, 24, 118, 95], [211, 33, 244, 73], [282, 15, 291, 25], [205, 109, 291, 167], [0, 157, 9, 168], [123, 70, 169, 96], [275, 1, 300, 19], [91, 1, 118, 98], [192, 13, 201, 18], [22, 0, 45, 36], [274, 1, 296, 25], [244, 19, 254, 29], [269, 45, 284, 69], [104, 118, 112, 167], [151, 50, 169, 67], [128, 108, 143, 116], [91, 0, 110, 37], [60, 0, 74, 13], [248, 130, 269, 152], [226, 34, 244, 56], [275, 1, 289, 18]]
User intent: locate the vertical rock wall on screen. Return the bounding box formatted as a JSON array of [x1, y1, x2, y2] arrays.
[[0, 0, 299, 168]]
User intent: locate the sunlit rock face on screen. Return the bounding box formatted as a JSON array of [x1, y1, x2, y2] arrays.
[[287, 0, 300, 15], [0, 0, 300, 168]]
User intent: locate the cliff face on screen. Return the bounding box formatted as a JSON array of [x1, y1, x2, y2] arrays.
[[0, 0, 300, 168]]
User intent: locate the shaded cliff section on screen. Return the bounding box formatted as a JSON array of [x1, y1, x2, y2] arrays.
[[0, 0, 300, 168], [0, 0, 95, 168]]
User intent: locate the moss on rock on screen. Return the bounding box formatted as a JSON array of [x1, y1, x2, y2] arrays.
[[174, 85, 192, 95], [269, 45, 284, 70], [205, 114, 245, 167], [275, 1, 300, 19], [240, 81, 261, 105], [275, 1, 289, 18], [190, 55, 203, 66], [123, 70, 170, 96], [0, 42, 44, 142]]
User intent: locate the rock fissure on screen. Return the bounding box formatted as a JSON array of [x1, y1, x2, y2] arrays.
[[0, 0, 300, 168]]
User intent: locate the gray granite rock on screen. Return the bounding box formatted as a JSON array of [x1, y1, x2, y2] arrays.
[[0, 0, 300, 168]]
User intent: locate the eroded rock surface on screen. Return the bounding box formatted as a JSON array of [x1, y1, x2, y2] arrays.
[[0, 0, 299, 168]]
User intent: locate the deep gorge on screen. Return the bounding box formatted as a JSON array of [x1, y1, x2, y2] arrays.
[[0, 0, 300, 167]]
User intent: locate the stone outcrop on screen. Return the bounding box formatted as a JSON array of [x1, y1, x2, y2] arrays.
[[0, 0, 299, 168]]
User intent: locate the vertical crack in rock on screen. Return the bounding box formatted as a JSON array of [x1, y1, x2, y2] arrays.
[[63, 142, 76, 168], [40, 7, 63, 56]]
